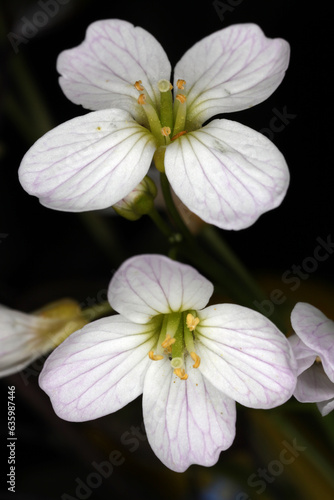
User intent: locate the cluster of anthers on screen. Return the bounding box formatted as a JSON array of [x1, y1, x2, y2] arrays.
[[133, 78, 189, 171], [148, 312, 201, 380]]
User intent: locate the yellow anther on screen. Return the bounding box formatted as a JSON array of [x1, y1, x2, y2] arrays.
[[176, 79, 186, 89], [174, 368, 188, 380], [137, 94, 146, 105], [186, 313, 200, 331], [190, 351, 201, 369], [315, 356, 322, 363], [171, 130, 187, 141], [148, 350, 164, 361], [161, 334, 176, 349], [176, 94, 186, 104], [134, 80, 144, 91], [161, 126, 171, 137]]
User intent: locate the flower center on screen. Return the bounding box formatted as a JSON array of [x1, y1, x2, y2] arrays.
[[148, 311, 201, 381], [134, 78, 188, 171]]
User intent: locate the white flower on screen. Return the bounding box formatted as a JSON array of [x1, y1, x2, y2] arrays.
[[19, 20, 290, 230], [0, 300, 87, 377], [39, 255, 297, 472], [289, 302, 334, 416]]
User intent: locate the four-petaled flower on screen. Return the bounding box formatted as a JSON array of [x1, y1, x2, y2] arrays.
[[19, 20, 290, 230], [39, 254, 297, 472], [289, 302, 334, 416]]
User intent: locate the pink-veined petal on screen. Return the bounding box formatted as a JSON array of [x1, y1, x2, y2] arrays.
[[195, 304, 297, 408], [165, 119, 289, 230], [142, 356, 236, 472], [291, 303, 334, 382], [19, 109, 156, 212], [39, 315, 158, 421], [174, 23, 290, 127], [108, 254, 213, 323], [293, 363, 334, 403], [57, 19, 171, 122]]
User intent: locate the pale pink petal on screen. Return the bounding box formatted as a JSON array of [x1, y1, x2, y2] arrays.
[[19, 109, 156, 212], [317, 398, 334, 417], [165, 119, 289, 230], [39, 315, 158, 421], [142, 356, 236, 472], [293, 363, 334, 403], [196, 304, 297, 408], [108, 254, 213, 323], [291, 303, 334, 382], [57, 19, 171, 122], [288, 333, 316, 375], [174, 23, 290, 127]]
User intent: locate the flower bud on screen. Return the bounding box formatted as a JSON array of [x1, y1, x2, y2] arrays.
[[112, 176, 157, 220]]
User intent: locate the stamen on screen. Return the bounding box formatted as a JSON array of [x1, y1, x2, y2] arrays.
[[161, 126, 171, 137], [161, 334, 176, 349], [186, 313, 200, 331], [148, 350, 164, 361], [174, 368, 188, 380], [190, 351, 201, 369], [176, 79, 186, 89], [315, 356, 322, 363], [176, 94, 186, 104], [137, 94, 146, 105], [134, 80, 144, 91], [171, 130, 187, 141]]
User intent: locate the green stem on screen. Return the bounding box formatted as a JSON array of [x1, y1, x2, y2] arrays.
[[199, 225, 268, 305], [147, 207, 174, 239]]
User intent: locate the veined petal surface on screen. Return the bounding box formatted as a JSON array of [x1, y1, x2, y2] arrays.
[[39, 315, 157, 421], [57, 19, 171, 122], [174, 23, 290, 127], [165, 119, 289, 230], [196, 304, 297, 408], [19, 109, 156, 212], [143, 356, 236, 472], [291, 303, 334, 382], [108, 254, 213, 323]]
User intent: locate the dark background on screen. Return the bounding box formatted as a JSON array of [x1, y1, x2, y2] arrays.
[[1, 1, 333, 499]]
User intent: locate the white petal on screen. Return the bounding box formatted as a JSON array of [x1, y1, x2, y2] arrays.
[[142, 356, 236, 472], [108, 254, 213, 323], [291, 303, 334, 382], [39, 315, 157, 421], [0, 306, 49, 377], [196, 304, 297, 408], [293, 363, 334, 403], [57, 19, 171, 122], [19, 109, 156, 212], [174, 23, 290, 126], [165, 119, 289, 230]]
